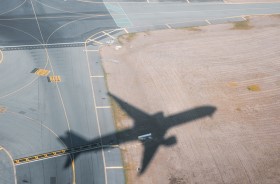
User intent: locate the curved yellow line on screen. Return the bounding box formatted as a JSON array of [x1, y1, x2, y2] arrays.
[[7, 111, 68, 148], [7, 110, 77, 182], [0, 146, 17, 184]]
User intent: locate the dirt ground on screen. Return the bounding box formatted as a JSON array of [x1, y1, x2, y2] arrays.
[[227, 0, 280, 3], [100, 15, 280, 184]]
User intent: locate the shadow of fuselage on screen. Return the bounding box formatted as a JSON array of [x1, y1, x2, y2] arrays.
[[59, 93, 217, 175]]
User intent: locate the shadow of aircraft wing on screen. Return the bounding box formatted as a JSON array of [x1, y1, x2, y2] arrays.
[[139, 141, 160, 175], [165, 106, 217, 129], [108, 93, 151, 124]]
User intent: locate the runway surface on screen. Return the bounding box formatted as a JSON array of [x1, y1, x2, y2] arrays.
[[0, 0, 279, 184]]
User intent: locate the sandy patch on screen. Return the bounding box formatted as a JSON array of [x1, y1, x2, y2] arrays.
[[100, 15, 280, 184]]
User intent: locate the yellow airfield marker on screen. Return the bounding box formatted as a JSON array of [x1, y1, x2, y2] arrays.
[[35, 69, 50, 76], [48, 76, 61, 82]]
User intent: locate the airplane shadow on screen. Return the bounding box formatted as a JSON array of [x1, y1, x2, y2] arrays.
[[59, 93, 217, 175]]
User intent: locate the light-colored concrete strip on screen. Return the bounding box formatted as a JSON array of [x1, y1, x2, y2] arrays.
[[106, 166, 123, 169], [96, 106, 111, 109], [90, 75, 104, 78], [0, 50, 3, 64]]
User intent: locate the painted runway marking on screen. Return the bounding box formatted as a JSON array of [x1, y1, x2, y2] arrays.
[[0, 42, 85, 49], [35, 69, 50, 76], [96, 106, 111, 109], [0, 146, 17, 184], [14, 142, 104, 166], [83, 50, 99, 52], [30, 0, 45, 43], [205, 19, 211, 25], [90, 75, 104, 78], [102, 31, 115, 39], [106, 166, 123, 169], [48, 76, 62, 83], [123, 28, 129, 33], [0, 14, 111, 21], [29, 0, 76, 182], [0, 50, 3, 64], [92, 40, 103, 44], [165, 24, 172, 29], [117, 2, 133, 27], [0, 106, 7, 113]]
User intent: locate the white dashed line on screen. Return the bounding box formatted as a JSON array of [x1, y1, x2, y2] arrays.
[[96, 106, 111, 109], [90, 76, 104, 78], [0, 50, 3, 64], [205, 19, 211, 25], [83, 50, 99, 52], [123, 28, 129, 33], [106, 166, 123, 169], [165, 24, 172, 29]]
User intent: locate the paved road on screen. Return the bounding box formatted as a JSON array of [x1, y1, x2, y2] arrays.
[[0, 0, 279, 184]]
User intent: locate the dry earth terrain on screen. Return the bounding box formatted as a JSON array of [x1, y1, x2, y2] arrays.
[[100, 15, 280, 184]]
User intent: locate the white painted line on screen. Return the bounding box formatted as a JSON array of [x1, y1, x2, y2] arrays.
[[147, 0, 149, 3], [165, 24, 172, 29], [102, 144, 119, 148], [0, 147, 3, 151], [0, 50, 3, 64], [31, 0, 77, 179], [90, 76, 104, 78], [96, 106, 111, 109], [106, 166, 123, 169], [0, 14, 110, 21], [205, 19, 211, 25], [92, 40, 103, 45], [14, 144, 119, 166], [186, 0, 190, 3], [117, 2, 133, 26], [123, 28, 129, 33], [30, 0, 45, 43], [102, 31, 115, 39], [0, 42, 85, 49], [85, 39, 108, 184], [83, 50, 99, 52], [0, 146, 17, 184]]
